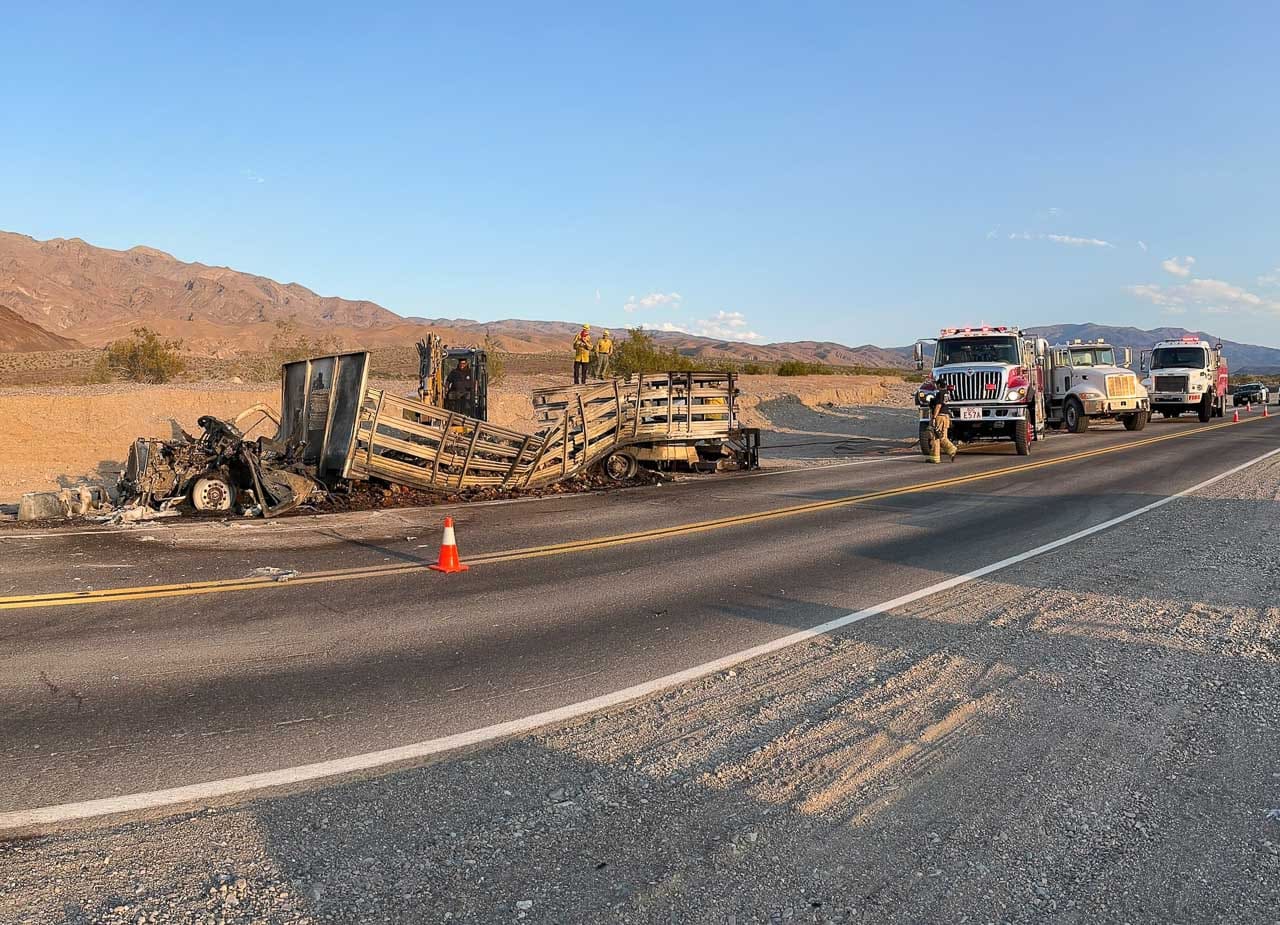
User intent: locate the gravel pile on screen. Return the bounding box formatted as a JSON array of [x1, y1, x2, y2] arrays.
[[4, 460, 1278, 924]]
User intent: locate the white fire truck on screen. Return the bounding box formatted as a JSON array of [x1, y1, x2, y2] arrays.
[[1043, 339, 1149, 432], [913, 325, 1048, 455], [1140, 336, 1229, 422]]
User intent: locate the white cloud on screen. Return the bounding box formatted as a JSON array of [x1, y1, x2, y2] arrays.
[[242, 169, 265, 184], [1187, 277, 1262, 306], [623, 291, 683, 313], [1047, 207, 1061, 216], [639, 310, 765, 344], [1257, 269, 1280, 287], [594, 289, 601, 303], [1160, 255, 1195, 278], [1138, 240, 1148, 252], [1008, 232, 1114, 248], [1127, 275, 1278, 316]]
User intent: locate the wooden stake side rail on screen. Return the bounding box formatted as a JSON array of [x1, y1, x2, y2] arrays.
[[344, 371, 738, 492]]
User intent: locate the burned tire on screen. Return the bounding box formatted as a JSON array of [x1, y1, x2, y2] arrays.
[[1123, 410, 1149, 431], [603, 450, 639, 481], [191, 476, 234, 512], [1013, 419, 1032, 456], [1064, 398, 1089, 434], [1198, 393, 1213, 422]]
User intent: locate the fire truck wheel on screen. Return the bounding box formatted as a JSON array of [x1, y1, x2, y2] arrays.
[[1064, 398, 1089, 434], [1198, 393, 1213, 422], [1013, 419, 1032, 455], [1123, 410, 1149, 431]]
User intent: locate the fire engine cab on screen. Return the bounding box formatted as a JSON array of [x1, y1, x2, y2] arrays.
[[1140, 336, 1229, 422]]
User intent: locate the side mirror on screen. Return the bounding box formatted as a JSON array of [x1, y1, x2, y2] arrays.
[[1139, 350, 1150, 372], [913, 342, 924, 371], [1036, 338, 1048, 359], [1122, 347, 1132, 368]]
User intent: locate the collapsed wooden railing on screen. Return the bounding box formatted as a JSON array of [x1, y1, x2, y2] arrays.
[[344, 372, 737, 492]]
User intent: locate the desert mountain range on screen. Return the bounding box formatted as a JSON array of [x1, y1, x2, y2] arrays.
[[3, 230, 1280, 371]]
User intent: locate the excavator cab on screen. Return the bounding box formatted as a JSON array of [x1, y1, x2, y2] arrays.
[[417, 335, 488, 421]]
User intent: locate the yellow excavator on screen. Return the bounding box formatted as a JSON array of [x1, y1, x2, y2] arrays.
[[416, 333, 489, 421]]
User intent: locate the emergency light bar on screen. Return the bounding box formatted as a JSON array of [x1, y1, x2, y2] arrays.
[[938, 326, 1011, 336]]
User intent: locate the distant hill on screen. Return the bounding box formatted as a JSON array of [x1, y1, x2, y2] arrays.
[[1026, 323, 1280, 373], [0, 305, 82, 352], [0, 231, 400, 350], [4, 231, 1280, 373]]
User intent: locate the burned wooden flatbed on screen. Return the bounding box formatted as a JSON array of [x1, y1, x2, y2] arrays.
[[283, 352, 754, 492]]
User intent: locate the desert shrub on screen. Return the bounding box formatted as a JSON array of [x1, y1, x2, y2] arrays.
[[611, 328, 698, 377], [484, 333, 506, 386], [94, 328, 186, 383], [741, 362, 767, 375], [776, 360, 831, 376], [227, 319, 344, 381]]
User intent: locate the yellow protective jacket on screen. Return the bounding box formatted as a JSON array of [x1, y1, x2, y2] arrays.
[[573, 332, 592, 362], [596, 335, 613, 356]]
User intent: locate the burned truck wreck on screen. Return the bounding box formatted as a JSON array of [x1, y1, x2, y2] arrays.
[[119, 413, 321, 518], [107, 348, 754, 520]]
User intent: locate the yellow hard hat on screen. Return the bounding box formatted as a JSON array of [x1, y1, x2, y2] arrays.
[[602, 329, 610, 336], [583, 323, 591, 330]]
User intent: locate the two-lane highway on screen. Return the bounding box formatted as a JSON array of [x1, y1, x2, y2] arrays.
[[2, 414, 1277, 829]]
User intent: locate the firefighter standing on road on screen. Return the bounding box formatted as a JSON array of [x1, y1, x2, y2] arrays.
[[573, 324, 593, 384], [594, 329, 613, 379], [923, 387, 958, 463]]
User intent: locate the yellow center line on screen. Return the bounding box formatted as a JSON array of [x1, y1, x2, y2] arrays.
[[0, 416, 1266, 611]]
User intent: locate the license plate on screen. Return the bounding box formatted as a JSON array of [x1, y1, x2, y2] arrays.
[[958, 407, 982, 421]]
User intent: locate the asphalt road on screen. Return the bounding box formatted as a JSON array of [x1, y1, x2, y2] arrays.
[[3, 414, 1277, 825]]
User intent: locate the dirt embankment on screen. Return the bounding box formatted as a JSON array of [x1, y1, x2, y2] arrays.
[[0, 373, 907, 502]]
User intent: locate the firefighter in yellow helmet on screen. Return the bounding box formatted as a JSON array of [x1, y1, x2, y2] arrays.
[[594, 329, 614, 379], [573, 324, 593, 384]]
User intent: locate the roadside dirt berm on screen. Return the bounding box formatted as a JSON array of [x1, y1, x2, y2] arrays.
[[429, 516, 469, 573]]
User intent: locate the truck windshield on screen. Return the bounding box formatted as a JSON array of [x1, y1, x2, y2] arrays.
[[1151, 346, 1207, 369], [1069, 347, 1115, 367], [935, 337, 1020, 365]]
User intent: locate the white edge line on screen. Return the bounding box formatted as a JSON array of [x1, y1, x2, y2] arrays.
[[5, 444, 1279, 832]]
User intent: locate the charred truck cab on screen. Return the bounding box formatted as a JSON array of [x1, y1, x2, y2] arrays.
[[1140, 336, 1228, 422], [913, 325, 1048, 456]]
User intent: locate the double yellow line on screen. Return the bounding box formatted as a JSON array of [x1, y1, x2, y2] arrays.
[[0, 416, 1263, 612]]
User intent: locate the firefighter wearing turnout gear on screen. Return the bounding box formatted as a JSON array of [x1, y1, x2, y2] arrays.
[[573, 324, 593, 384], [923, 388, 958, 463]]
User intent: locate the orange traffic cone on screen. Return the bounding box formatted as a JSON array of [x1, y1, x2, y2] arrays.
[[1247, 402, 1252, 412], [1265, 405, 1271, 418], [429, 516, 469, 573], [1232, 409, 1239, 423]]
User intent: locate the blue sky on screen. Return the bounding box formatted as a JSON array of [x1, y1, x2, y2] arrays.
[[5, 2, 1280, 348]]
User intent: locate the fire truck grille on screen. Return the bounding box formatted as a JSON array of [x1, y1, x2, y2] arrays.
[[937, 370, 1003, 402], [1105, 374, 1138, 399], [1154, 375, 1188, 392]]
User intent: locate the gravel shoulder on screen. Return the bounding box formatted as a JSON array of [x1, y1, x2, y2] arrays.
[[3, 457, 1278, 924]]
